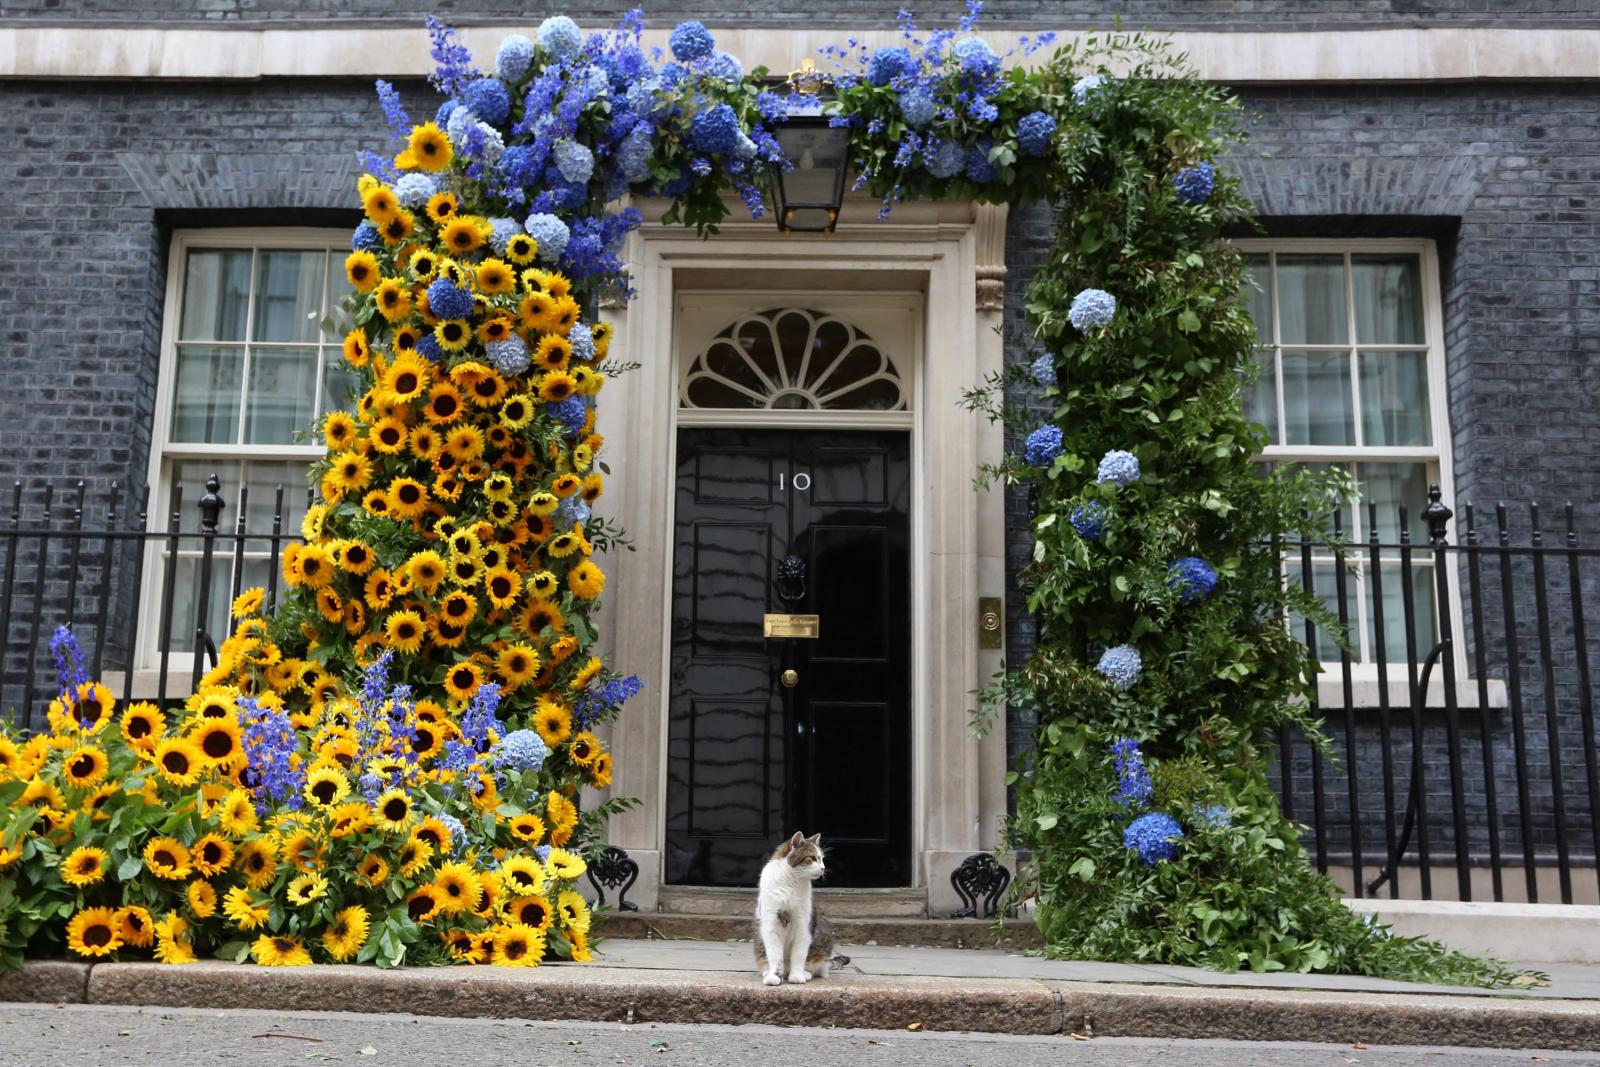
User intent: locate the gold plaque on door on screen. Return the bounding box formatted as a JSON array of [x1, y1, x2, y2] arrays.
[[763, 613, 820, 639]]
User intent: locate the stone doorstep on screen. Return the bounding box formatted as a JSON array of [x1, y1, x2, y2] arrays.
[[1343, 899, 1600, 965], [5, 959, 1600, 1051], [594, 912, 1044, 950]]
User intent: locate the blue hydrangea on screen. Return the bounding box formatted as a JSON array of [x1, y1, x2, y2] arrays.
[[1069, 288, 1117, 331], [445, 104, 477, 144], [1017, 111, 1057, 157], [436, 812, 469, 855], [1069, 500, 1110, 542], [557, 496, 592, 530], [435, 99, 459, 127], [426, 280, 474, 321], [964, 141, 995, 184], [952, 36, 1000, 77], [690, 103, 741, 154], [1024, 425, 1063, 467], [669, 20, 715, 62], [1174, 161, 1216, 205], [618, 124, 654, 183], [1072, 73, 1106, 106], [548, 396, 587, 435], [468, 121, 506, 165], [1169, 556, 1218, 603], [351, 221, 383, 252], [927, 139, 965, 179], [1194, 804, 1232, 829], [867, 46, 914, 86], [416, 334, 445, 363], [553, 138, 595, 185], [733, 133, 759, 160], [486, 336, 530, 377], [1124, 812, 1184, 865], [495, 34, 536, 81], [538, 15, 584, 61], [1097, 644, 1142, 690], [899, 88, 936, 128], [625, 78, 663, 119], [488, 216, 521, 255], [523, 213, 570, 262], [465, 77, 511, 127], [1097, 449, 1141, 488], [393, 172, 437, 209], [1029, 353, 1057, 387], [568, 322, 596, 362], [1111, 737, 1153, 809], [706, 51, 743, 83], [497, 728, 549, 772]]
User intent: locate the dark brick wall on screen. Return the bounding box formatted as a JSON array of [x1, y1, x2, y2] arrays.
[[1002, 82, 1600, 881], [3, 0, 1598, 29]]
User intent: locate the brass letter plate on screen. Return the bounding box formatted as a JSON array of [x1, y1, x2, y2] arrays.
[[763, 613, 820, 639]]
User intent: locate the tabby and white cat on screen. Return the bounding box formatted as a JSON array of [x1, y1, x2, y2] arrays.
[[753, 831, 841, 986]]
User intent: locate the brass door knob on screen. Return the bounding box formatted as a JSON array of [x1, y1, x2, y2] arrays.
[[780, 669, 799, 688]]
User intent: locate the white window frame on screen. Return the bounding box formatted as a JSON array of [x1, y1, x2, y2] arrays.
[[1236, 237, 1472, 693], [136, 227, 350, 677]]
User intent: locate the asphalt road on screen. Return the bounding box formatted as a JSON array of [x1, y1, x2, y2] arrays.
[[0, 1005, 1596, 1067]]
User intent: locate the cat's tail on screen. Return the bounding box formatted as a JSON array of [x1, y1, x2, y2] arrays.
[[830, 954, 851, 967]]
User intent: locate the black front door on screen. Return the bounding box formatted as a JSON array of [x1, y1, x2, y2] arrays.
[[666, 427, 911, 887]]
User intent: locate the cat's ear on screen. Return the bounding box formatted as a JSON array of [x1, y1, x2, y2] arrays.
[[805, 833, 822, 847], [788, 831, 806, 849]]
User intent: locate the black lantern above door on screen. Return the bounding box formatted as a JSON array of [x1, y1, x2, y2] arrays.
[[772, 64, 850, 234]]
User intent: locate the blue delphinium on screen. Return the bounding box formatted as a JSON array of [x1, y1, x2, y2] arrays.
[[1068, 288, 1117, 331], [426, 280, 474, 321], [1194, 803, 1232, 829], [523, 213, 570, 261], [548, 396, 588, 436], [240, 696, 306, 814], [1029, 352, 1057, 388], [1097, 644, 1142, 690], [669, 20, 715, 62], [1016, 111, 1057, 157], [465, 77, 511, 127], [952, 36, 1000, 78], [1111, 737, 1153, 809], [351, 221, 383, 252], [1174, 161, 1216, 205], [497, 728, 549, 772], [486, 336, 530, 377], [495, 34, 536, 81], [1072, 73, 1106, 105], [1124, 812, 1185, 865], [553, 139, 595, 184], [1069, 500, 1109, 542], [574, 673, 645, 729], [50, 625, 89, 701], [1168, 556, 1219, 603], [1024, 425, 1063, 467], [899, 88, 936, 128], [1097, 449, 1141, 488], [691, 103, 741, 154], [538, 15, 585, 61], [867, 45, 914, 86], [394, 173, 437, 209]]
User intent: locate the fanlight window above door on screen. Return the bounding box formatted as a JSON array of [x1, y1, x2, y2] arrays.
[[681, 307, 907, 412]]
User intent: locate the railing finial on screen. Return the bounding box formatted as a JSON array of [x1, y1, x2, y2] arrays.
[[198, 473, 226, 534], [1423, 483, 1453, 546]]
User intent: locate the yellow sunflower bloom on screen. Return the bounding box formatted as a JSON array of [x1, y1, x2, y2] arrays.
[[360, 183, 398, 221], [190, 833, 234, 877], [345, 250, 380, 292], [475, 257, 516, 294], [504, 233, 538, 264], [384, 610, 426, 655], [432, 861, 483, 915], [303, 765, 351, 808], [142, 837, 191, 880], [373, 788, 414, 833], [490, 922, 544, 967], [223, 885, 270, 930], [357, 854, 390, 888], [498, 855, 546, 898], [567, 560, 606, 600], [589, 751, 614, 789], [518, 599, 566, 640], [406, 122, 453, 172], [117, 905, 155, 948], [425, 190, 460, 222], [407, 884, 446, 924], [286, 871, 330, 907], [557, 890, 592, 934], [252, 933, 313, 967], [440, 215, 490, 255], [406, 551, 447, 593], [497, 644, 541, 688], [506, 894, 554, 933], [508, 812, 545, 845], [386, 478, 431, 521], [342, 327, 370, 368], [186, 879, 218, 919], [380, 353, 431, 404], [322, 905, 371, 962], [568, 731, 601, 767], [62, 744, 108, 788], [152, 737, 203, 787], [434, 318, 472, 352], [424, 383, 465, 425], [219, 788, 259, 837], [60, 845, 108, 888], [191, 716, 243, 767], [443, 661, 485, 704], [570, 656, 603, 690], [546, 847, 587, 883], [65, 907, 122, 958], [498, 393, 536, 430], [154, 913, 197, 964]]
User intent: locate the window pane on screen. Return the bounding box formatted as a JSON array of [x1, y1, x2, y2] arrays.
[[1352, 254, 1423, 345], [1281, 349, 1354, 446], [1244, 349, 1278, 442], [1286, 562, 1346, 663], [170, 345, 242, 444], [180, 249, 252, 342], [253, 250, 326, 343], [1242, 254, 1274, 344], [1358, 461, 1432, 543], [1367, 564, 1437, 664], [1276, 254, 1348, 345], [321, 359, 363, 418], [1359, 350, 1431, 446], [244, 346, 317, 444], [240, 460, 313, 535]]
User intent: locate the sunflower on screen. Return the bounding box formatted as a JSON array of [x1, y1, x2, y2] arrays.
[[223, 885, 270, 930], [568, 731, 602, 768], [60, 682, 116, 735], [590, 751, 614, 788], [581, 473, 605, 504], [424, 383, 464, 426], [506, 894, 554, 932], [65, 907, 122, 958], [504, 232, 538, 264], [487, 396, 532, 435], [234, 839, 275, 890], [82, 783, 117, 821], [60, 845, 107, 888], [186, 879, 218, 919], [436, 594, 476, 632], [547, 791, 579, 837], [508, 812, 545, 845], [152, 737, 202, 787], [518, 291, 561, 333], [373, 788, 413, 833], [153, 913, 197, 965], [219, 788, 259, 837], [567, 560, 606, 600], [496, 644, 540, 688], [446, 527, 482, 560], [475, 257, 516, 294], [327, 801, 370, 839], [401, 884, 443, 924], [342, 327, 370, 368], [524, 569, 558, 599], [498, 855, 546, 897], [191, 716, 243, 767], [381, 354, 431, 404], [406, 122, 453, 172], [545, 846, 587, 883], [518, 599, 565, 639], [425, 190, 460, 223], [546, 532, 582, 559], [291, 544, 336, 589], [364, 417, 405, 455], [286, 871, 330, 908], [357, 854, 390, 888], [345, 250, 380, 292], [407, 816, 451, 855], [590, 320, 615, 356], [570, 656, 603, 690], [381, 609, 425, 655], [369, 278, 411, 324], [432, 861, 483, 915], [465, 370, 509, 408], [491, 923, 544, 967], [442, 928, 488, 964], [117, 905, 155, 947], [360, 183, 399, 220], [191, 833, 233, 876], [280, 828, 323, 872], [550, 472, 582, 499], [252, 933, 312, 967], [138, 837, 190, 881], [303, 765, 352, 809], [405, 551, 446, 594], [411, 720, 447, 761], [322, 905, 371, 962], [571, 366, 602, 397], [440, 216, 489, 255], [61, 744, 108, 789], [434, 318, 472, 353], [443, 661, 485, 704], [427, 616, 469, 650]]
